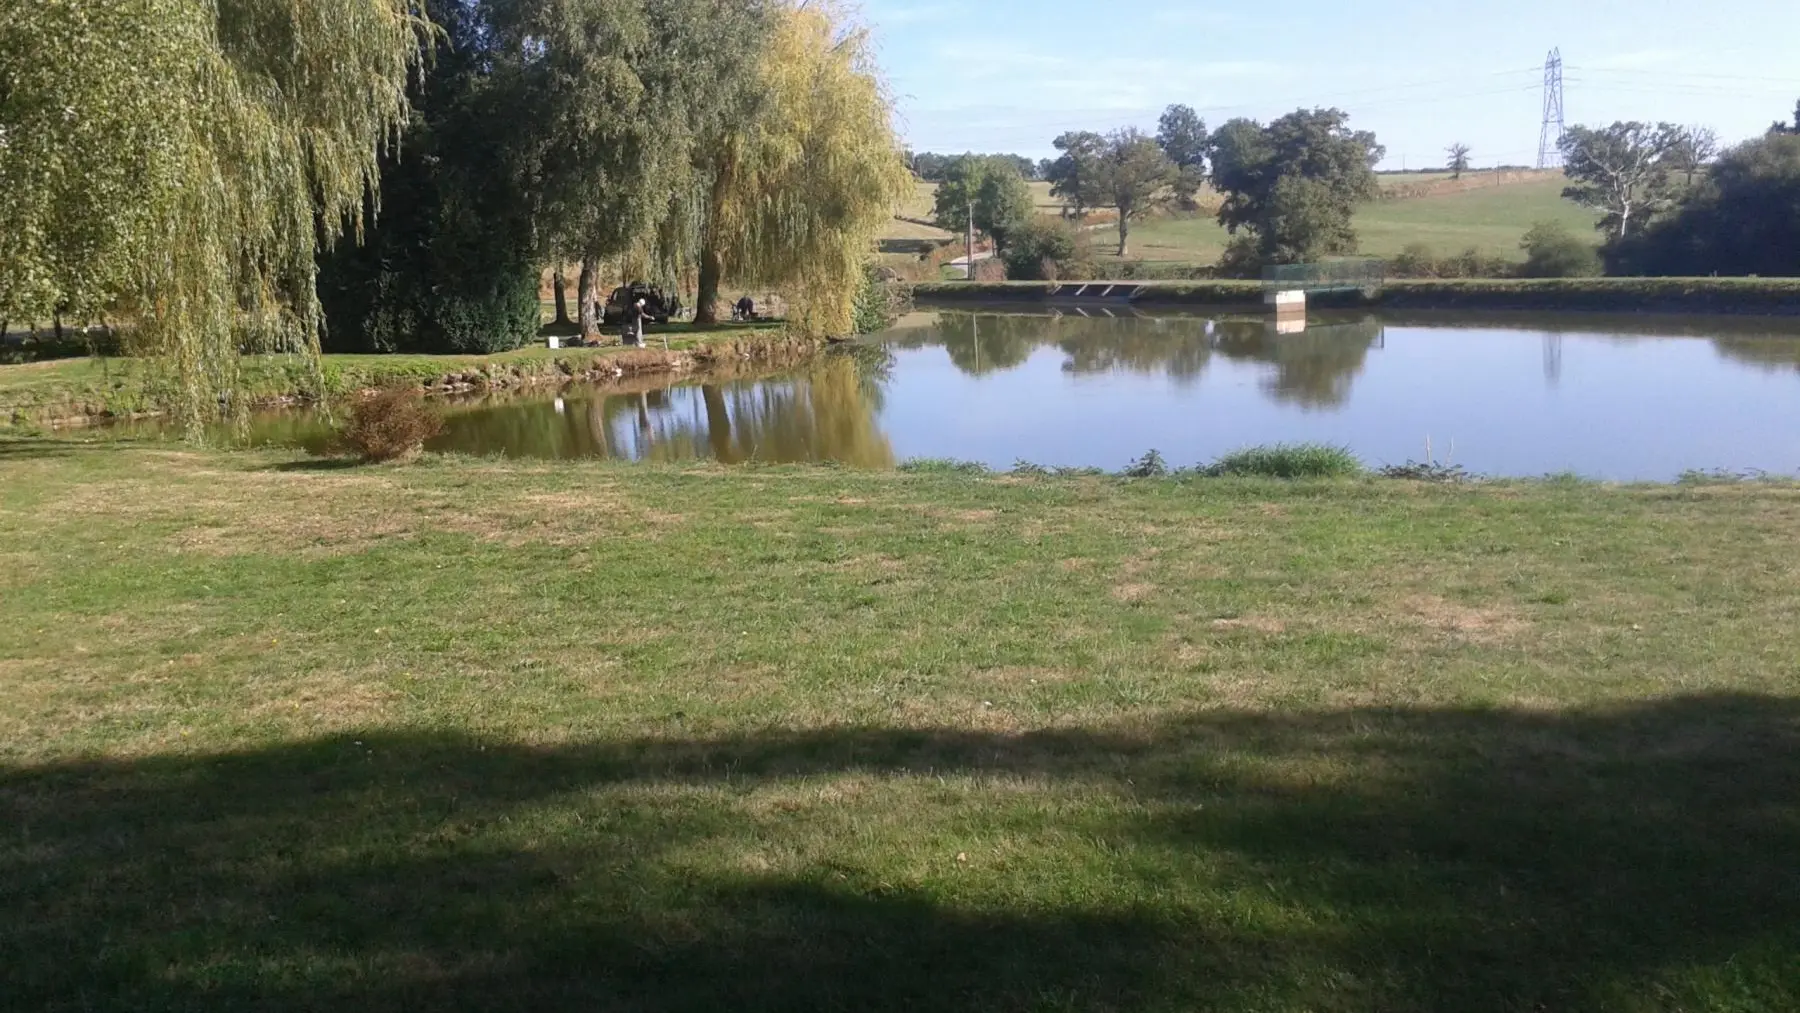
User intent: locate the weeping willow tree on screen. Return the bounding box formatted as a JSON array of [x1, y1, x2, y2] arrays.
[[0, 0, 427, 428], [497, 0, 767, 339], [694, 0, 910, 335]]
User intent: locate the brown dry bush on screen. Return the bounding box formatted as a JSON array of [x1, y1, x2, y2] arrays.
[[340, 386, 443, 462]]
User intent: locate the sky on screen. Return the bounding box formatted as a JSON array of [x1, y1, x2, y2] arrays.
[[860, 0, 1800, 170]]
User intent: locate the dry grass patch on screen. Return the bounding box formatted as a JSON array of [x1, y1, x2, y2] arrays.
[[1210, 617, 1289, 634], [1111, 582, 1157, 604], [1111, 548, 1161, 603], [244, 669, 402, 727], [1401, 594, 1529, 644]]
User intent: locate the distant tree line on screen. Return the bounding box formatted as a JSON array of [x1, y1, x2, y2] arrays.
[[921, 103, 1388, 280], [908, 152, 1043, 182]]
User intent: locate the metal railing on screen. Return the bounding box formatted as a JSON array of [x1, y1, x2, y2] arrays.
[[1261, 259, 1387, 296]]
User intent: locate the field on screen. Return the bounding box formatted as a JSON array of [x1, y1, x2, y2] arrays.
[[4, 438, 1800, 1011], [1100, 175, 1598, 267], [885, 171, 1602, 269]]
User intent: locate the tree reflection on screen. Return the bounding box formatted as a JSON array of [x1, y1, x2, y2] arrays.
[[1053, 316, 1212, 385], [922, 313, 1042, 376], [427, 357, 893, 466], [1210, 317, 1384, 408], [904, 311, 1382, 407], [1713, 337, 1800, 374]]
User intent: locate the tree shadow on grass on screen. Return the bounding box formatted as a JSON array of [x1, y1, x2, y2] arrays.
[[3, 694, 1798, 1012], [0, 436, 100, 459], [266, 456, 364, 472]]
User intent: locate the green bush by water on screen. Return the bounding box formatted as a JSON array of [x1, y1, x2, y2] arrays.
[[899, 458, 992, 475], [1201, 444, 1364, 479]]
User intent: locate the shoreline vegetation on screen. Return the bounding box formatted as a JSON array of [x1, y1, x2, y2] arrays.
[[912, 277, 1800, 315], [5, 439, 1800, 1011], [0, 326, 817, 429]]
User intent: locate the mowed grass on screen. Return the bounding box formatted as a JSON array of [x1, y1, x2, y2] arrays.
[[1114, 176, 1600, 267], [892, 172, 1600, 267], [4, 438, 1800, 1011]]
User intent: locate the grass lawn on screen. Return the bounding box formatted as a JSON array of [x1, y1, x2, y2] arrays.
[[1110, 176, 1600, 268], [4, 438, 1800, 1011]]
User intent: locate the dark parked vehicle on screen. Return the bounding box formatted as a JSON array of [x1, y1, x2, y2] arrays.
[[603, 283, 681, 326]]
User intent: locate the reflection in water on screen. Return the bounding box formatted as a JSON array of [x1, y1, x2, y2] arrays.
[[436, 355, 894, 466], [117, 311, 1800, 479], [1713, 337, 1800, 374], [901, 312, 1385, 408], [868, 310, 1800, 479]]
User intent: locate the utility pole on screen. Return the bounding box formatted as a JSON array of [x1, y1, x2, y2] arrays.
[[966, 201, 976, 281]]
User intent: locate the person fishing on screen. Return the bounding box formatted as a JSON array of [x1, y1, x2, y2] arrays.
[[621, 297, 647, 347]]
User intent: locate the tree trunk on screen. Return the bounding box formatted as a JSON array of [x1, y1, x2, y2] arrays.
[[577, 257, 600, 342], [701, 384, 735, 462], [53, 313, 63, 342], [694, 247, 724, 326], [1117, 215, 1130, 258], [552, 268, 570, 326]]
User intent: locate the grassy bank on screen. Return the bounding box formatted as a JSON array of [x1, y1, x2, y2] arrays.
[[915, 277, 1800, 315], [0, 324, 805, 427], [4, 439, 1800, 1011]]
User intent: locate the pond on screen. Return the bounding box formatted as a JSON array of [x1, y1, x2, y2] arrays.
[[174, 311, 1800, 480]]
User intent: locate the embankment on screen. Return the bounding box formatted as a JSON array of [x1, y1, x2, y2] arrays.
[[913, 278, 1800, 316], [1, 330, 819, 429]]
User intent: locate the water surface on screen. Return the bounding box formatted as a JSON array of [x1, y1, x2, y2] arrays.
[[173, 311, 1800, 480]]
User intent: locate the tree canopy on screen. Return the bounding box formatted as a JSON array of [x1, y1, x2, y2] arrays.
[[1558, 122, 1681, 240], [1049, 129, 1178, 256], [1157, 104, 1210, 208], [503, 0, 766, 291], [911, 152, 1037, 181], [318, 0, 542, 354], [1210, 108, 1383, 267], [699, 0, 909, 336], [1446, 143, 1473, 180], [1046, 131, 1107, 217], [1609, 132, 1800, 277], [933, 155, 1034, 252], [1, 0, 428, 426]]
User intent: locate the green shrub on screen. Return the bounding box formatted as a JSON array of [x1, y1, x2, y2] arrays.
[[1391, 243, 1441, 278], [898, 458, 990, 475], [1215, 235, 1264, 279], [1520, 222, 1603, 278], [1112, 261, 1216, 281], [1122, 449, 1169, 478], [1001, 219, 1089, 281], [1448, 246, 1515, 279], [1203, 443, 1363, 478], [852, 265, 911, 334]]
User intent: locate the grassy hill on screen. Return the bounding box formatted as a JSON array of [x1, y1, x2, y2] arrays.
[[887, 171, 1602, 270], [1096, 173, 1599, 268]]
